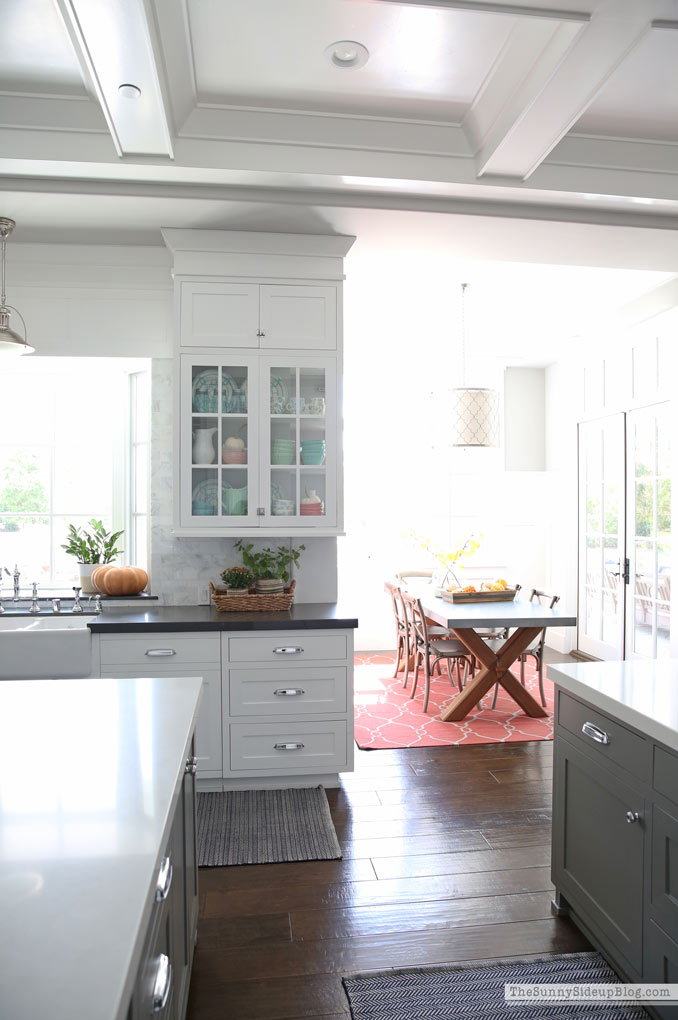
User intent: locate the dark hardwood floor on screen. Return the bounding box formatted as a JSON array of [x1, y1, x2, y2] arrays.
[[187, 730, 590, 1018]]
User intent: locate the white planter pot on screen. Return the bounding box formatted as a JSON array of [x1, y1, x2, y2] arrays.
[[78, 563, 97, 594]]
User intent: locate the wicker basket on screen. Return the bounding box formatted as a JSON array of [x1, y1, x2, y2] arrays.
[[209, 579, 296, 612]]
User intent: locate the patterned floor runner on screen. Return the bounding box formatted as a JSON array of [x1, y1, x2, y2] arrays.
[[342, 952, 649, 1019], [354, 652, 554, 749]]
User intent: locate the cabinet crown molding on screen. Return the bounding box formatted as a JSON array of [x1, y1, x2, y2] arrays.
[[161, 229, 356, 260]]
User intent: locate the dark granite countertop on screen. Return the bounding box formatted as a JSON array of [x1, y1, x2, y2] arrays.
[[87, 603, 358, 633]]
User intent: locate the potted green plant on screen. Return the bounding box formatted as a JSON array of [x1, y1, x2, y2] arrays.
[[234, 539, 305, 592], [219, 565, 254, 590], [61, 519, 124, 593]]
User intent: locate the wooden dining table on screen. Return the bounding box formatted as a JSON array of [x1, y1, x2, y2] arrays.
[[418, 593, 577, 721]]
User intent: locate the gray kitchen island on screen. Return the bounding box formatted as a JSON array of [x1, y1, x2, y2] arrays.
[[549, 659, 678, 1019]]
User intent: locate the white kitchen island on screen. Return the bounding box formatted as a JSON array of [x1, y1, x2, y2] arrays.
[[0, 675, 203, 1020]]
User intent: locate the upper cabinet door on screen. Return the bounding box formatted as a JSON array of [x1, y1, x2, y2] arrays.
[[181, 282, 259, 348], [259, 285, 337, 351]]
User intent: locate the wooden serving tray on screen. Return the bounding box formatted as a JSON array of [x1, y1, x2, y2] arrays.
[[442, 585, 520, 604]]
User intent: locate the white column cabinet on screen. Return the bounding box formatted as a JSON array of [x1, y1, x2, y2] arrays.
[[162, 229, 355, 538]]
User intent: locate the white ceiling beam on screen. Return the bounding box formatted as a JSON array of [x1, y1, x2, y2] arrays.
[[54, 0, 174, 158], [368, 0, 591, 21], [466, 1, 652, 180]]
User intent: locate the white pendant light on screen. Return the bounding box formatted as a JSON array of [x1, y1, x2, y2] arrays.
[[0, 218, 33, 356], [451, 283, 498, 447]]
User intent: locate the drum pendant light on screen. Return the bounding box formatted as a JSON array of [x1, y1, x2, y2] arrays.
[[450, 283, 498, 447], [0, 218, 33, 355]]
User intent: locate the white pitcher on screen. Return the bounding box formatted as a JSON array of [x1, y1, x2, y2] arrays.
[[192, 427, 217, 464]]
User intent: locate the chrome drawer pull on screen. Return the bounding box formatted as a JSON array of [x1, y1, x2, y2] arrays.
[[155, 856, 173, 902], [273, 646, 303, 654], [152, 954, 172, 1013], [184, 755, 198, 776], [582, 721, 610, 745], [274, 742, 305, 751], [274, 688, 305, 696], [145, 649, 176, 657]]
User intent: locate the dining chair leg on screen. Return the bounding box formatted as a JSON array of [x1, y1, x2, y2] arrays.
[[422, 653, 432, 713], [409, 649, 421, 700], [491, 682, 499, 709], [402, 634, 411, 688], [520, 656, 526, 686], [393, 634, 403, 678], [537, 655, 547, 707]]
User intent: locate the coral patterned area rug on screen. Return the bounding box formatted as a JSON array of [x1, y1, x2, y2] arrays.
[[354, 652, 554, 750]]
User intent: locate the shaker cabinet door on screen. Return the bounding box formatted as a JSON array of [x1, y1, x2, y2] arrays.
[[180, 282, 260, 348], [553, 736, 645, 974], [259, 285, 337, 350]]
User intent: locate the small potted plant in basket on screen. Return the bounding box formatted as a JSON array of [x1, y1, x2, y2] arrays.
[[219, 565, 254, 590], [234, 539, 305, 593]]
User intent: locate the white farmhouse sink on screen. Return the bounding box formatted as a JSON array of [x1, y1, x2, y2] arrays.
[[0, 615, 93, 679]]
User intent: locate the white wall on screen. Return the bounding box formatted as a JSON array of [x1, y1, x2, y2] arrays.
[[339, 247, 552, 650]]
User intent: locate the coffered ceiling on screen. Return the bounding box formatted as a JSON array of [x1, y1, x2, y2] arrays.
[[1, 0, 676, 364], [1, 0, 676, 233]]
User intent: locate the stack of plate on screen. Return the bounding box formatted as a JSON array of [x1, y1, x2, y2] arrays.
[[300, 500, 324, 516], [271, 438, 296, 465], [272, 498, 296, 516], [300, 439, 326, 465]]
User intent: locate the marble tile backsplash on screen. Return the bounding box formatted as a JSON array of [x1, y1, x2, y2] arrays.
[[149, 359, 337, 605]]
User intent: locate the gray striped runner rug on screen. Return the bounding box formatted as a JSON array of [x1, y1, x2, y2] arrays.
[[197, 785, 342, 866], [342, 952, 650, 1019]]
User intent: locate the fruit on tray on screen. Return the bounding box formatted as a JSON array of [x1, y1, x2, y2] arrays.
[[481, 578, 509, 592]]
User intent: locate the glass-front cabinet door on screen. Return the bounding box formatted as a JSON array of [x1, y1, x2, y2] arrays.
[[262, 357, 337, 528], [180, 354, 337, 530], [181, 355, 259, 527]]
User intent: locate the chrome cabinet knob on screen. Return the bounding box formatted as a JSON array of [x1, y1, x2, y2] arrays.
[[626, 811, 640, 824]]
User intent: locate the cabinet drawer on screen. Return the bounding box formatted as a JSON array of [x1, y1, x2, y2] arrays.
[[557, 690, 651, 781], [230, 721, 347, 772], [228, 633, 347, 663], [100, 632, 220, 666], [230, 667, 347, 716], [655, 746, 678, 807]]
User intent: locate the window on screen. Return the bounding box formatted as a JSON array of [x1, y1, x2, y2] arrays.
[[0, 357, 150, 591]]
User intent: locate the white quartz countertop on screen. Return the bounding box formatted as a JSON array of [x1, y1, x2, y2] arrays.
[[548, 659, 678, 752], [0, 675, 203, 1020]]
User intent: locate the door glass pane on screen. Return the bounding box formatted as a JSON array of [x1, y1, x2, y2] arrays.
[[190, 362, 250, 520], [628, 405, 671, 659], [579, 418, 624, 656]]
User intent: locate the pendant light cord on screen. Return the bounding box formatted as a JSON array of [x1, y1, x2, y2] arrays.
[[1, 234, 7, 309], [459, 282, 468, 386]]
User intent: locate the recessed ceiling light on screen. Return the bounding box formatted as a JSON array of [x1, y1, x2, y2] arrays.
[[325, 40, 369, 69], [118, 83, 142, 100]]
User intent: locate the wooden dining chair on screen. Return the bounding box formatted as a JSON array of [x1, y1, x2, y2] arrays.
[[402, 592, 474, 713], [490, 588, 559, 709], [385, 581, 411, 687]]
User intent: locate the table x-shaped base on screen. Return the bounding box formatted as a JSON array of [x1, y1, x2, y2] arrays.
[[439, 625, 548, 721]]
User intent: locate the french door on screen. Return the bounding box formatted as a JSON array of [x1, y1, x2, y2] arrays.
[[578, 404, 672, 660]]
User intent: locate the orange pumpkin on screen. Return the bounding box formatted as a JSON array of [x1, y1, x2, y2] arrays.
[[91, 565, 115, 592], [94, 566, 148, 596]]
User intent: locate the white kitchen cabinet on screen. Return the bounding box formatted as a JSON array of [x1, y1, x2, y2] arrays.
[[99, 634, 223, 780], [220, 628, 354, 789], [179, 281, 336, 351], [162, 228, 354, 538], [179, 352, 338, 531]]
